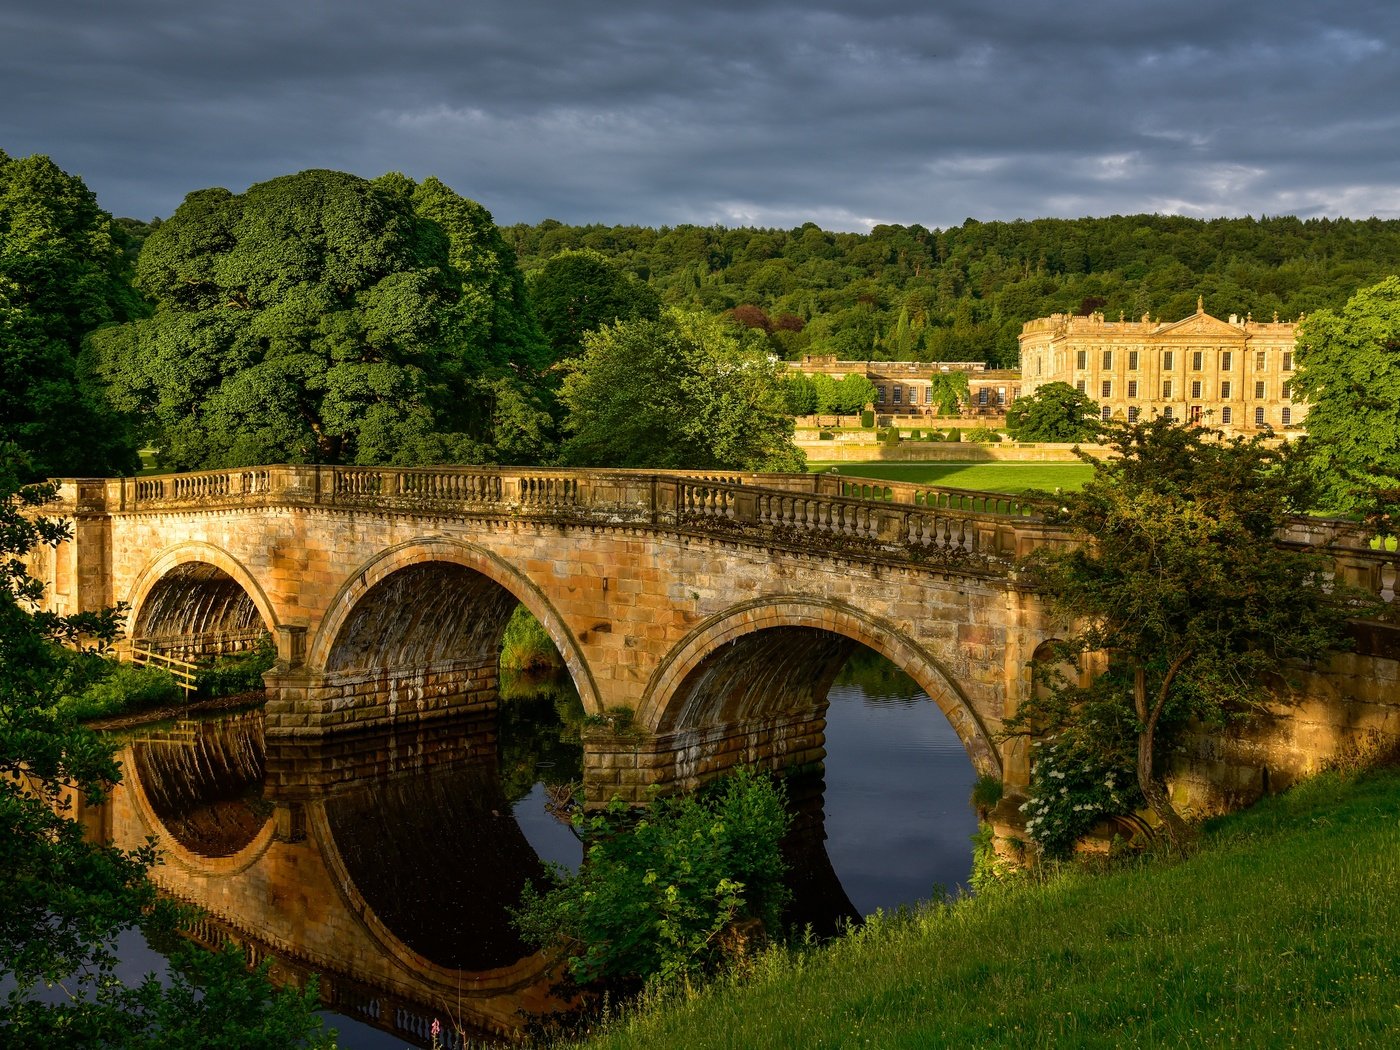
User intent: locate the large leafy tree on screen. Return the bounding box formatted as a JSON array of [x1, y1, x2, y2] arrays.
[[1293, 275, 1400, 529], [0, 453, 332, 1045], [1005, 381, 1102, 442], [527, 249, 660, 362], [0, 151, 141, 479], [1013, 421, 1352, 849], [559, 309, 805, 471], [91, 169, 551, 470]]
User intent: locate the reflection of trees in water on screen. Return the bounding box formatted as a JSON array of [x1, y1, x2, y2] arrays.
[[497, 669, 585, 805], [830, 646, 922, 704]]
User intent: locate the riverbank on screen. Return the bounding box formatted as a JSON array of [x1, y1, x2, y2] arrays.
[[571, 764, 1400, 1049]]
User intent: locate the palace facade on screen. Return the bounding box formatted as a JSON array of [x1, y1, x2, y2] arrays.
[[790, 356, 1021, 416], [1017, 300, 1303, 434]]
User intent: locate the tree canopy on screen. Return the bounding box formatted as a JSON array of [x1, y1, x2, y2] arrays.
[[1004, 381, 1102, 442], [526, 249, 661, 361], [559, 309, 804, 471], [1012, 421, 1352, 850], [1293, 275, 1400, 529], [0, 152, 141, 479], [90, 169, 550, 470]]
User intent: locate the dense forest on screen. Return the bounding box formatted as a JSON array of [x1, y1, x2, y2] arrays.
[[504, 216, 1400, 368], [6, 148, 1400, 478]]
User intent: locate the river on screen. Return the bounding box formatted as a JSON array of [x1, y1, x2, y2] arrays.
[[102, 646, 978, 1048]]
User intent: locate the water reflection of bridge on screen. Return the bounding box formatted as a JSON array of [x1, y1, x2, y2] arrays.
[[88, 705, 862, 1044]]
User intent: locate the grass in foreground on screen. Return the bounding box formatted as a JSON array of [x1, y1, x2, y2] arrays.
[[573, 767, 1400, 1049], [808, 461, 1094, 494]]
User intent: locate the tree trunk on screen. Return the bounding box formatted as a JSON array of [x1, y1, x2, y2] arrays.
[[1136, 725, 1196, 852]]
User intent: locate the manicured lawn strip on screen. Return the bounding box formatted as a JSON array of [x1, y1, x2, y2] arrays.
[[577, 770, 1400, 1049], [808, 461, 1095, 494]]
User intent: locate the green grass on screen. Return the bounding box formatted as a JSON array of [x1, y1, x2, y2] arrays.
[[574, 767, 1400, 1049], [808, 461, 1094, 495]]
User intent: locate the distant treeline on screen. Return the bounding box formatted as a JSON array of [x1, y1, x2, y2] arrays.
[[503, 215, 1400, 367]]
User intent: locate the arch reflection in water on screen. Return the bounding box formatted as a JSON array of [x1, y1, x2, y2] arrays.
[[110, 707, 579, 1046]]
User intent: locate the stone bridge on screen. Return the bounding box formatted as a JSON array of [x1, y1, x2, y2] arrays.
[[34, 464, 1400, 815]]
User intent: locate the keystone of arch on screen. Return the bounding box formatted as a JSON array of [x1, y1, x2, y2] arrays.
[[123, 541, 280, 642], [637, 595, 1001, 777], [305, 536, 602, 716]]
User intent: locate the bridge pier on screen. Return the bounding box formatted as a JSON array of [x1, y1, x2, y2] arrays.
[[264, 658, 500, 737]]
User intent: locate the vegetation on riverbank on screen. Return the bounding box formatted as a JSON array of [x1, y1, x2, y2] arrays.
[[570, 763, 1400, 1049]]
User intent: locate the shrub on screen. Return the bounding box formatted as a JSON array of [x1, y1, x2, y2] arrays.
[[860, 409, 874, 428], [946, 428, 962, 442], [966, 426, 1001, 443], [195, 635, 276, 698], [58, 662, 183, 721], [512, 768, 790, 991], [818, 430, 835, 441], [1019, 731, 1141, 859], [500, 605, 564, 672]]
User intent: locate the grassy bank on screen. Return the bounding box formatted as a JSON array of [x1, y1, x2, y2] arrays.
[[809, 461, 1094, 494], [574, 767, 1400, 1049]]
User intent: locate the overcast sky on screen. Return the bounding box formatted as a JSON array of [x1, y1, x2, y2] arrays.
[[5, 1, 1400, 231]]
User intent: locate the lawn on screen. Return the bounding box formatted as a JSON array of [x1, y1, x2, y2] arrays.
[[807, 461, 1095, 495]]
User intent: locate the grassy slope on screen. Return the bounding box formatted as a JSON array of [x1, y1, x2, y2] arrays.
[[807, 461, 1095, 494], [579, 769, 1400, 1049]]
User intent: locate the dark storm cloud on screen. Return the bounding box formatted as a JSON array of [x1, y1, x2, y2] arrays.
[[4, 0, 1399, 229]]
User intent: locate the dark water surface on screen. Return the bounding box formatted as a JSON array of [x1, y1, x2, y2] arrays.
[[103, 649, 978, 1048]]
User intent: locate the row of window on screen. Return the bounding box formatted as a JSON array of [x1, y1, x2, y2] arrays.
[[1076, 379, 1292, 400], [1104, 406, 1295, 426], [875, 386, 1008, 405], [1072, 349, 1293, 372]]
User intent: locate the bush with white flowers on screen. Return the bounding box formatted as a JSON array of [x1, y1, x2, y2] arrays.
[[1020, 731, 1141, 859]]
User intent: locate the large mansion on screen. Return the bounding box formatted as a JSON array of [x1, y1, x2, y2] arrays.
[[1017, 300, 1302, 434], [789, 301, 1302, 436]]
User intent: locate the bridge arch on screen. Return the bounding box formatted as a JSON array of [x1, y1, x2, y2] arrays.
[[125, 542, 278, 656], [306, 537, 601, 715], [637, 596, 1001, 777]]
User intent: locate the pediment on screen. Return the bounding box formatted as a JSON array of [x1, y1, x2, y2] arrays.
[[1154, 311, 1244, 341]]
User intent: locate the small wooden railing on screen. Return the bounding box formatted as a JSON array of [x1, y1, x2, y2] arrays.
[[129, 646, 198, 694]]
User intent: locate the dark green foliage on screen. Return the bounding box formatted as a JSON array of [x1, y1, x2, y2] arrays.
[[1011, 420, 1358, 848], [0, 152, 141, 479], [195, 635, 276, 698], [527, 249, 661, 361], [1293, 275, 1400, 528], [511, 769, 789, 989], [926, 371, 970, 415], [499, 605, 563, 673], [559, 309, 804, 471], [0, 460, 332, 1046], [860, 409, 874, 428], [1004, 381, 1102, 442], [56, 661, 182, 721], [506, 215, 1400, 368], [91, 169, 550, 470]]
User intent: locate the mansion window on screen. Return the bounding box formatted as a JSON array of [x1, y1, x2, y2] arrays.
[[1127, 379, 1138, 398], [1127, 406, 1139, 422], [1102, 350, 1113, 369], [925, 387, 933, 404], [1255, 350, 1266, 370], [1036, 356, 1043, 376], [1162, 379, 1173, 398], [1163, 350, 1175, 370], [877, 387, 886, 403], [1221, 407, 1233, 424], [1076, 349, 1087, 369], [1283, 351, 1293, 371], [1076, 380, 1087, 394], [1221, 350, 1233, 371], [978, 389, 989, 406], [1191, 350, 1203, 370], [1220, 380, 1232, 398], [1282, 380, 1292, 399], [1254, 380, 1265, 399], [1101, 380, 1112, 398], [892, 386, 902, 404], [1101, 406, 1112, 421], [1190, 380, 1202, 399], [1190, 405, 1202, 423], [1128, 350, 1140, 370], [997, 388, 1007, 406], [1282, 407, 1293, 426], [1163, 406, 1174, 421], [1255, 407, 1266, 426]]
